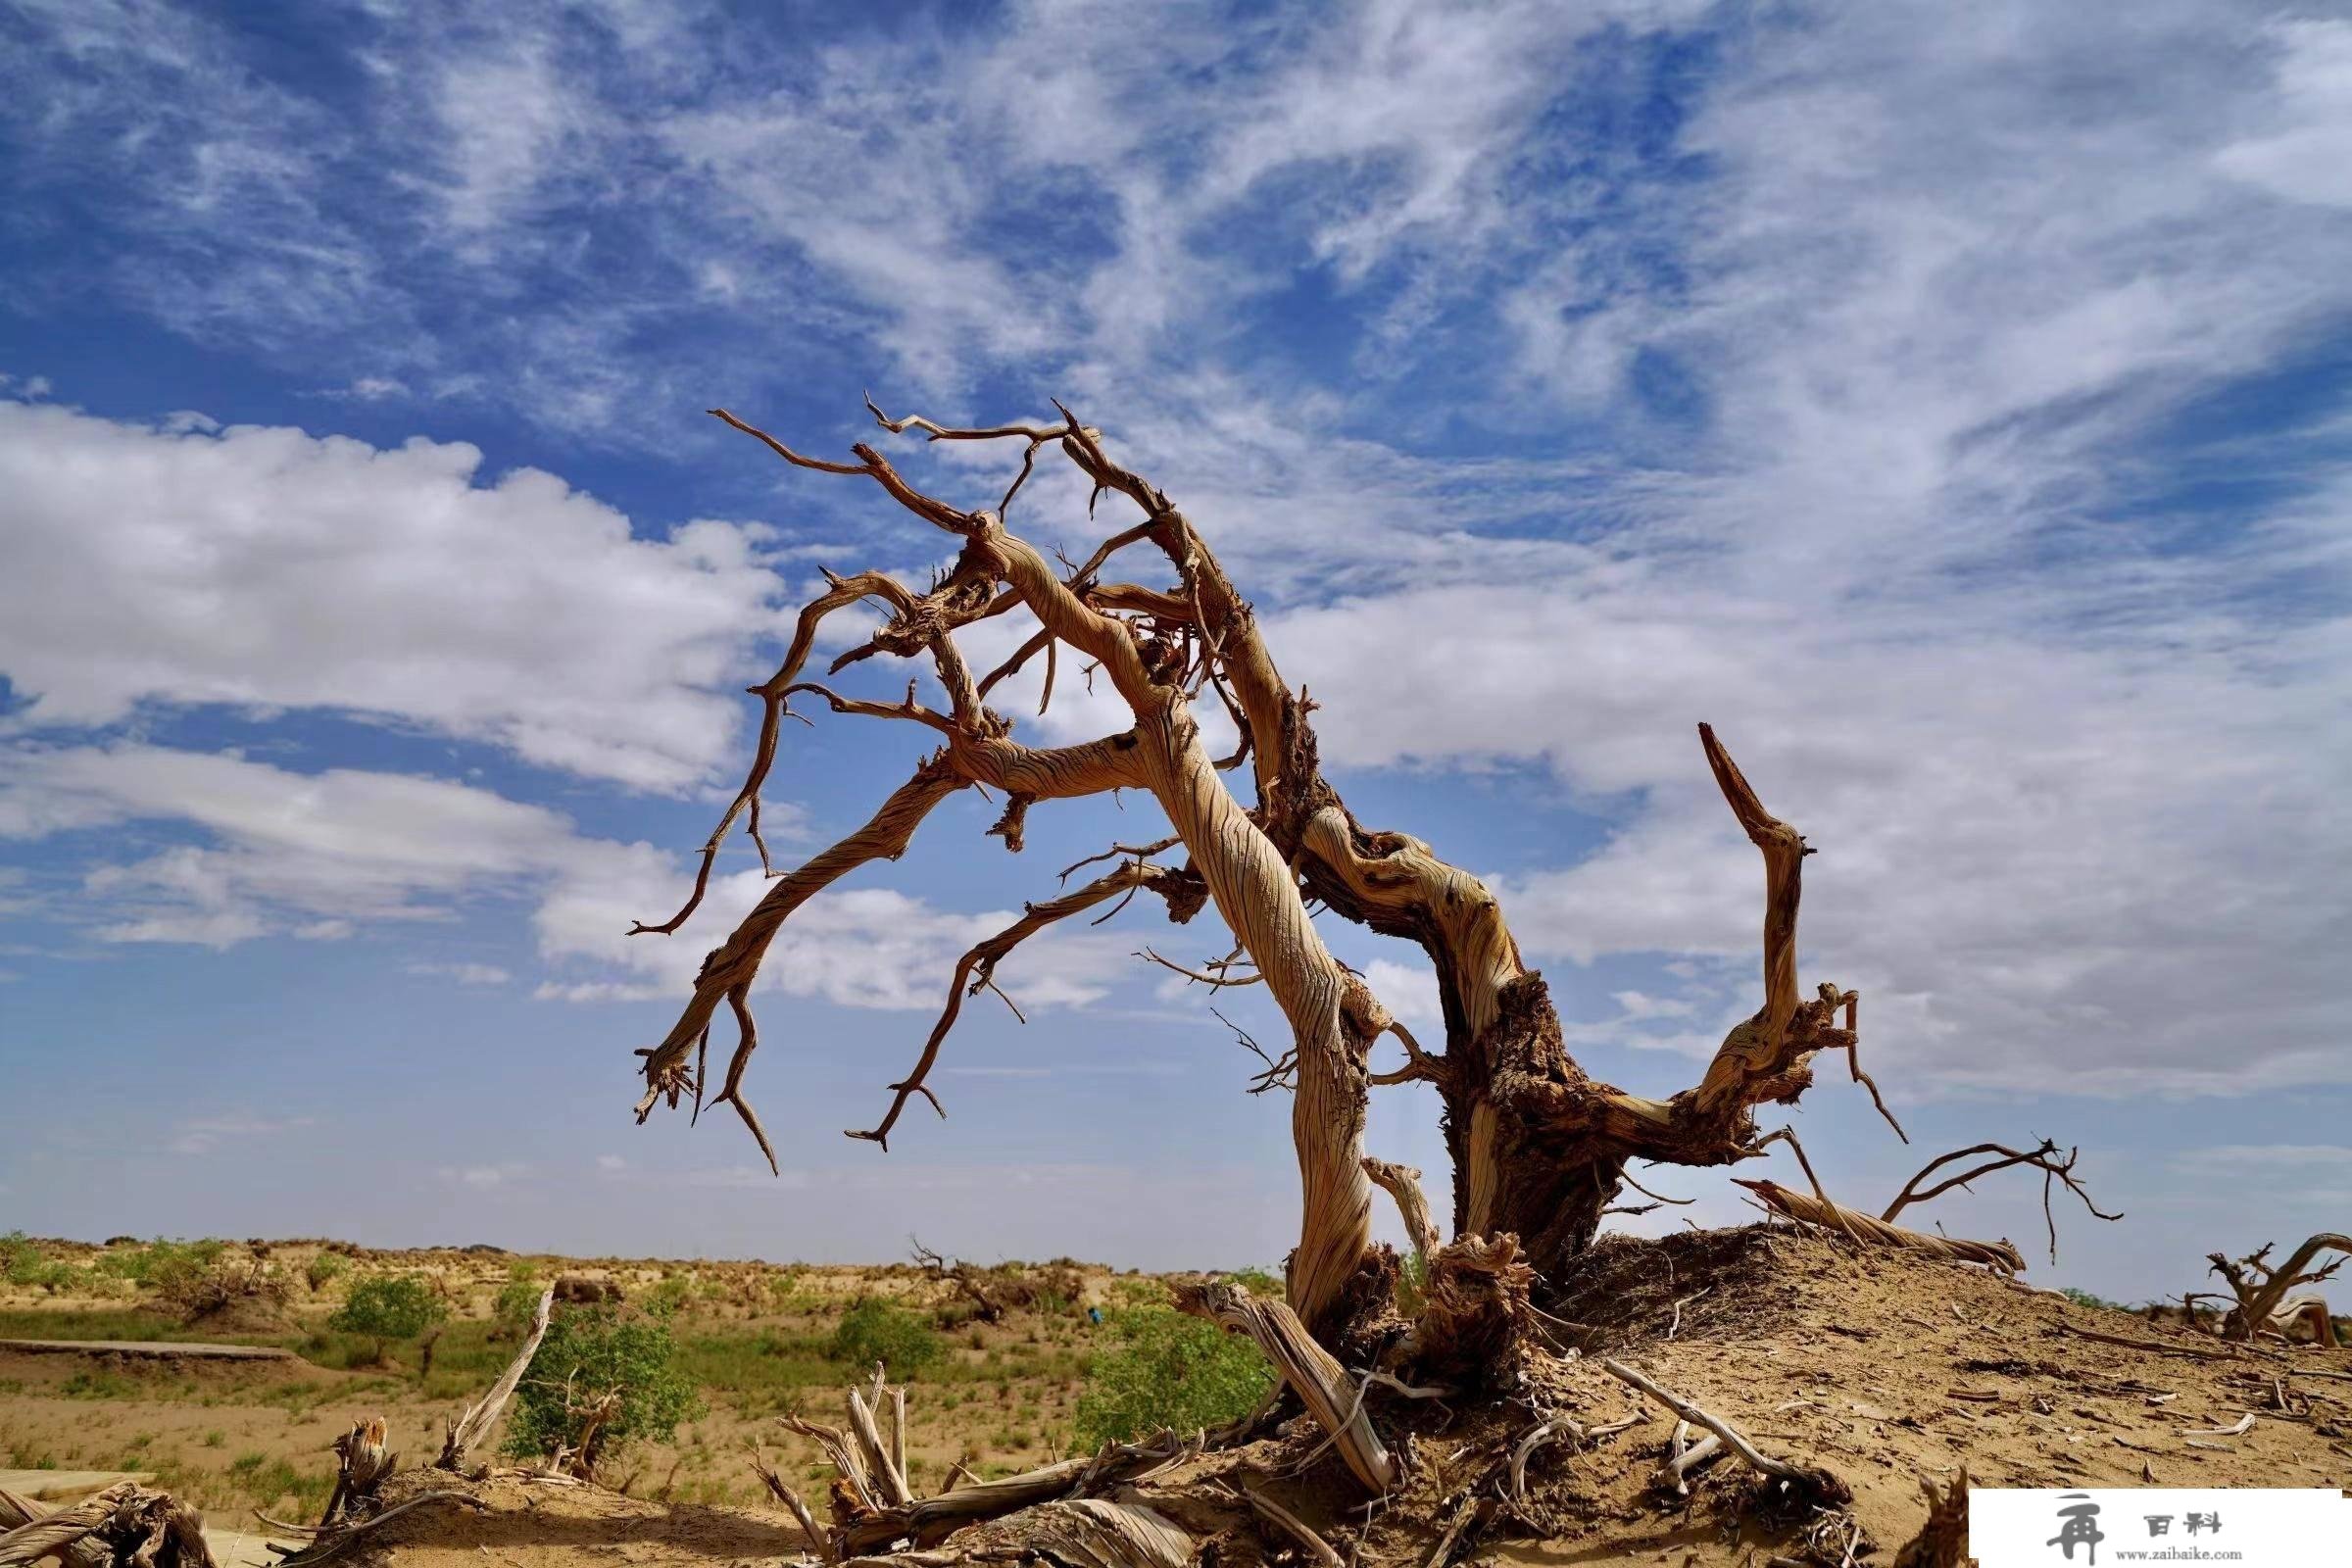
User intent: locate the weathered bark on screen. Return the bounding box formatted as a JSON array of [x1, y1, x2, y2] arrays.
[[626, 395, 2077, 1350], [2209, 1235, 2350, 1343], [1735, 1178, 2028, 1272], [440, 1288, 554, 1473]]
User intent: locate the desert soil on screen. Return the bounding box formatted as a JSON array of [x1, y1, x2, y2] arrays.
[[3, 1226, 2346, 1568]]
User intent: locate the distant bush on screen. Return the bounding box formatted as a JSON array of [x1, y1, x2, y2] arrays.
[[2059, 1287, 2127, 1312], [831, 1298, 943, 1375], [88, 1236, 221, 1289], [1074, 1302, 1276, 1447], [492, 1265, 545, 1337], [2, 1232, 74, 1293], [330, 1275, 446, 1360], [504, 1305, 705, 1475], [305, 1253, 347, 1293]]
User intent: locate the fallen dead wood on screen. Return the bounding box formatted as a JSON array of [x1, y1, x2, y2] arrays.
[[1734, 1179, 2026, 1272], [0, 1487, 106, 1568], [2056, 1324, 2242, 1361], [0, 1483, 217, 1568], [1243, 1491, 1343, 1568], [2209, 1235, 2350, 1344], [440, 1285, 554, 1472], [776, 1362, 1201, 1558], [254, 1491, 484, 1562], [1883, 1139, 2121, 1265], [1598, 1358, 1847, 1503]]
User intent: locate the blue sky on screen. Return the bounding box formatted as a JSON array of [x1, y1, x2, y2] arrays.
[[2, 0, 2349, 1302]]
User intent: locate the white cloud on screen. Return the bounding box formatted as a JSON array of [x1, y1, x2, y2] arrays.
[[0, 400, 781, 791], [532, 855, 1136, 1017], [170, 1110, 314, 1155], [0, 743, 588, 941], [2215, 21, 2352, 208], [408, 961, 513, 986]]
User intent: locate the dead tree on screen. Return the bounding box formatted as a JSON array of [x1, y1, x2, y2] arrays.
[[619, 397, 1982, 1338], [911, 1238, 1007, 1323], [2208, 1235, 2349, 1344]]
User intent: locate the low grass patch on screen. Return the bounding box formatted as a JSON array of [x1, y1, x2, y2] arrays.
[[0, 1305, 198, 1342]]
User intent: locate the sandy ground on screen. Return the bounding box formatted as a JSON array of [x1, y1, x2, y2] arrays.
[[5, 1229, 2346, 1567]]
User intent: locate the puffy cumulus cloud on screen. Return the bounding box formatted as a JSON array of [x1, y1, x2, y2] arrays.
[[0, 739, 1143, 1024], [0, 400, 779, 791], [1266, 552, 2350, 1100], [531, 853, 1136, 1016], [0, 742, 589, 944]]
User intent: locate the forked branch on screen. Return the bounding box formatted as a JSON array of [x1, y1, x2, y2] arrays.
[[1883, 1139, 2121, 1264]]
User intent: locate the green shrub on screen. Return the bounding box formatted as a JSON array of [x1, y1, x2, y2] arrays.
[[830, 1298, 942, 1375], [504, 1306, 705, 1475], [492, 1266, 544, 1337], [2059, 1287, 2126, 1312], [304, 1254, 346, 1293], [1073, 1304, 1276, 1447], [329, 1275, 446, 1360]]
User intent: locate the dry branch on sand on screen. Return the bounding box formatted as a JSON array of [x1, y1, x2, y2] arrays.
[[2208, 1235, 2349, 1345], [0, 1483, 215, 1568], [1732, 1125, 2119, 1273], [757, 1363, 1201, 1564]]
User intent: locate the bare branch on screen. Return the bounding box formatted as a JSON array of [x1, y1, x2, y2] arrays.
[[851, 861, 1203, 1149], [1882, 1138, 2121, 1263]]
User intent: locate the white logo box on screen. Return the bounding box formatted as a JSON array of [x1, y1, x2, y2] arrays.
[[1971, 1488, 2352, 1567]]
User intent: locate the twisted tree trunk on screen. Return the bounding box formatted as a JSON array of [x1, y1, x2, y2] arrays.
[[619, 396, 1937, 1341]]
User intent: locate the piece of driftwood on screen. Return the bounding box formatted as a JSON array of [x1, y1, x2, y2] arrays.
[[1599, 1358, 1846, 1501], [440, 1286, 554, 1472]]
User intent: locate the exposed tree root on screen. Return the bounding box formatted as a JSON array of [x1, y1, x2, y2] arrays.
[[1598, 1357, 1849, 1506]]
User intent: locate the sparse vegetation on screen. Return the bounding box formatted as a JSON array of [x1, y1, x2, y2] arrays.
[[506, 1304, 706, 1475], [1072, 1298, 1276, 1447], [829, 1298, 943, 1374], [329, 1274, 445, 1362]]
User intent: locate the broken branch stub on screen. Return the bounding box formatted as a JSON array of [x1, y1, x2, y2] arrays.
[[440, 1286, 554, 1473]]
